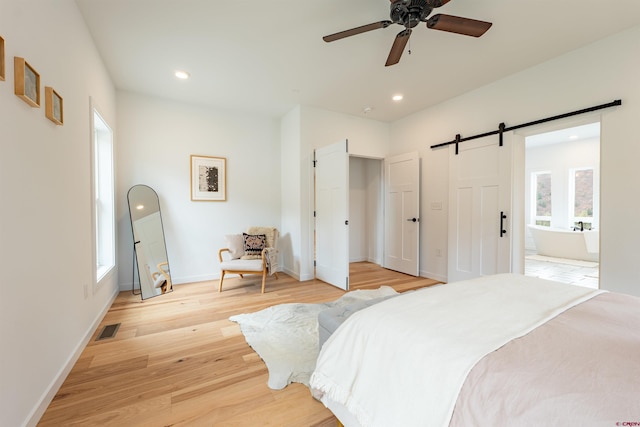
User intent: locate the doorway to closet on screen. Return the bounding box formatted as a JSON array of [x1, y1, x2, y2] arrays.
[[314, 140, 420, 290]]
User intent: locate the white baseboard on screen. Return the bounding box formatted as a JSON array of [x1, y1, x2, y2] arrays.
[[171, 274, 216, 285], [281, 266, 307, 281], [119, 268, 293, 291], [120, 267, 444, 291], [421, 270, 447, 283], [119, 274, 215, 291], [25, 286, 119, 427]]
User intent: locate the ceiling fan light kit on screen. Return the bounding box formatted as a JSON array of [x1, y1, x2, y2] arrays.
[[323, 0, 492, 66]]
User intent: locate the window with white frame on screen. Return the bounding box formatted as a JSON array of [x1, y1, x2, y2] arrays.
[[569, 167, 594, 230], [532, 171, 552, 227], [93, 109, 115, 283]]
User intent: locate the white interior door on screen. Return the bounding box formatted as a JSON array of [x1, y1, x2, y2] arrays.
[[448, 135, 512, 282], [384, 152, 420, 276], [315, 140, 349, 290]]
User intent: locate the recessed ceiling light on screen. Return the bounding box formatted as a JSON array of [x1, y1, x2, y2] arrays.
[[136, 204, 144, 210], [174, 70, 190, 80], [392, 94, 403, 102], [569, 134, 579, 139]]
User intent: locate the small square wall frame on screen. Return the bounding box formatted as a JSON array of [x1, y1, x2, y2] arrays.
[[45, 86, 64, 125], [0, 35, 5, 81], [14, 56, 40, 107]]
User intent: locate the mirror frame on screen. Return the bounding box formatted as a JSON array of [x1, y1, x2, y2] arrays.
[[127, 184, 172, 300]]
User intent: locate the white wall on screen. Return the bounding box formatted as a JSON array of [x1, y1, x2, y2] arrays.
[[366, 159, 385, 264], [0, 1, 118, 426], [349, 157, 368, 262], [116, 92, 281, 288], [391, 24, 640, 296], [280, 106, 302, 278]]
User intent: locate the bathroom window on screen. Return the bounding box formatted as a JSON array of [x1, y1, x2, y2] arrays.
[[93, 109, 115, 283], [570, 168, 593, 230], [533, 171, 552, 227]]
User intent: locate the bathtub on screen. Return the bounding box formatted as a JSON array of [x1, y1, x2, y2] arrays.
[[527, 225, 599, 262]]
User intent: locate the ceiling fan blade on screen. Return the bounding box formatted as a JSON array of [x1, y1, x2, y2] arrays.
[[385, 29, 412, 67], [425, 0, 451, 7], [426, 14, 492, 37], [323, 20, 393, 42]]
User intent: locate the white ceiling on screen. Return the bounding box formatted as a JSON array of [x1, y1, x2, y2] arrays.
[[75, 0, 640, 123]]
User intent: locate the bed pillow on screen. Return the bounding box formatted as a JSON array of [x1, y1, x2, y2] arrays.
[[225, 234, 245, 259], [241, 233, 266, 260]]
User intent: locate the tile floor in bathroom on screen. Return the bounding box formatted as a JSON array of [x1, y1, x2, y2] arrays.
[[524, 252, 599, 289]]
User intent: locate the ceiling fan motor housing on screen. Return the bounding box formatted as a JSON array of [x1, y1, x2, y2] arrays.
[[390, 0, 433, 28]]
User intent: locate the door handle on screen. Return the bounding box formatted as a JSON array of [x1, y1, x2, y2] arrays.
[[500, 211, 507, 237], [406, 218, 419, 222]]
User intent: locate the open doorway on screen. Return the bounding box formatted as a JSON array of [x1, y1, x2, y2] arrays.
[[313, 141, 384, 290], [349, 157, 384, 265], [523, 122, 600, 289], [315, 141, 420, 290]]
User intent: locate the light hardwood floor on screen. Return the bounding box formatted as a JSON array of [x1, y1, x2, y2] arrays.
[[38, 262, 439, 426]]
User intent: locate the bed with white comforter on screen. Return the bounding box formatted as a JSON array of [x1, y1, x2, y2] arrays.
[[310, 274, 640, 427]]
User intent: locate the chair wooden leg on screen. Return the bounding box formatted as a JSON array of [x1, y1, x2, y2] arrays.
[[218, 271, 226, 292], [261, 271, 267, 293]]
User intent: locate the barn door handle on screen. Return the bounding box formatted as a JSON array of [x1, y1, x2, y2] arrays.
[[500, 211, 507, 237], [406, 218, 418, 222]]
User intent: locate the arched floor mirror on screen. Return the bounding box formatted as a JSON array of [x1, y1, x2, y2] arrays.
[[127, 185, 172, 300]]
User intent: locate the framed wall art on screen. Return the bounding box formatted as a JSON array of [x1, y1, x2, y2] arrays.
[[45, 86, 63, 125], [0, 35, 5, 81], [14, 57, 40, 107], [190, 155, 227, 201]]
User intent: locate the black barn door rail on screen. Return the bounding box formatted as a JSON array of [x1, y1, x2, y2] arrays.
[[430, 99, 622, 154]]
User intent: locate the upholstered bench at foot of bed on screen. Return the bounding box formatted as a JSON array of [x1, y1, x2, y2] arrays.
[[318, 295, 398, 348]]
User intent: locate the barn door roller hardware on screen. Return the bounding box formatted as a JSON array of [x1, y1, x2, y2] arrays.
[[431, 99, 622, 154]]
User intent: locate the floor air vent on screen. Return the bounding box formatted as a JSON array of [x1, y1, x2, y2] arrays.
[[96, 323, 121, 341]]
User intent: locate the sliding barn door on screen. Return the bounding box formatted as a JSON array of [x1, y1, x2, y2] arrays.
[[315, 140, 349, 290], [448, 135, 512, 282]]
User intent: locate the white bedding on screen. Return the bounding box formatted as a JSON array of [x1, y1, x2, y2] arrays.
[[309, 274, 603, 427]]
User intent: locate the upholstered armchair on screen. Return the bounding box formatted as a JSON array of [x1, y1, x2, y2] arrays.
[[218, 226, 279, 293]]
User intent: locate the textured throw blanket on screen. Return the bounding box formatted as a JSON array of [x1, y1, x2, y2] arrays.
[[310, 274, 604, 427], [229, 286, 399, 390], [264, 247, 277, 276]]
